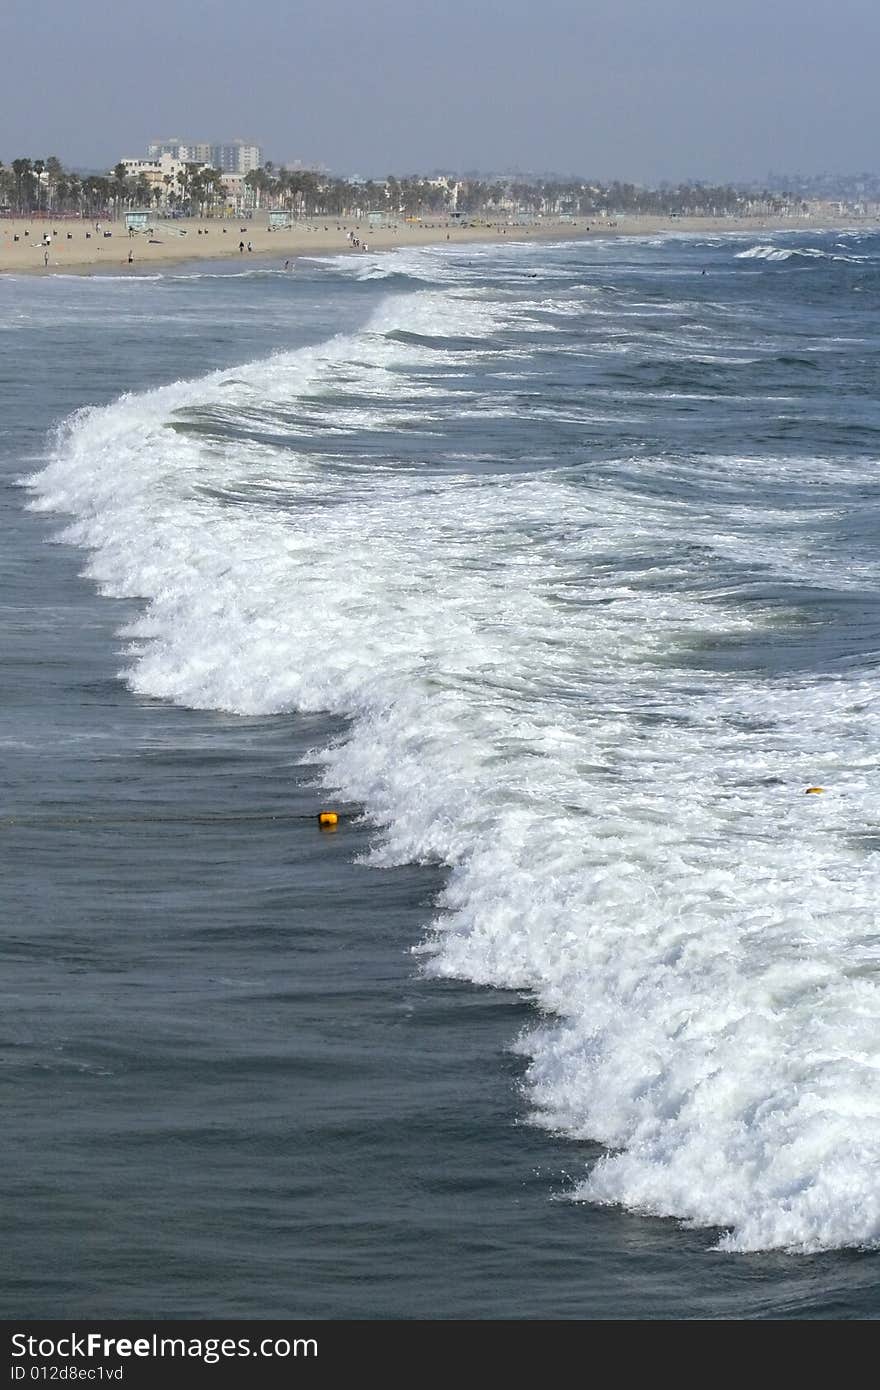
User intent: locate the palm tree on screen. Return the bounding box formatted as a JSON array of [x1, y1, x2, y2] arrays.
[[11, 158, 33, 213], [66, 173, 83, 215], [244, 169, 260, 210], [109, 162, 131, 218], [385, 175, 401, 216], [0, 163, 14, 210], [193, 166, 223, 216], [45, 156, 63, 212], [244, 167, 273, 211], [189, 172, 205, 215], [32, 159, 46, 214], [81, 175, 111, 217], [299, 171, 319, 217]]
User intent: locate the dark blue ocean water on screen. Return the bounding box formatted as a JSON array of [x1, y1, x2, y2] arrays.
[[2, 229, 880, 1318]]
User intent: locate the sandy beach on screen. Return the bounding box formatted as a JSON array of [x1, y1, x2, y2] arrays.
[[0, 211, 859, 275]]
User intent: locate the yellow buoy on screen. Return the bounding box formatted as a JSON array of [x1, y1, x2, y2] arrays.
[[318, 810, 339, 828], [804, 787, 825, 795]]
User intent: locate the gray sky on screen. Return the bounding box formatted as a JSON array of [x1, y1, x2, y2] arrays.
[[2, 0, 877, 180]]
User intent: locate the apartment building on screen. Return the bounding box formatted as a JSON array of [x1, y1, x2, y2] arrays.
[[147, 138, 263, 174]]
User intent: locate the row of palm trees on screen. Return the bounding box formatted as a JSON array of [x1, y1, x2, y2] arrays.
[[237, 169, 805, 220], [0, 159, 508, 220], [0, 157, 135, 216], [1, 153, 806, 221], [0, 156, 229, 217], [241, 167, 458, 219]]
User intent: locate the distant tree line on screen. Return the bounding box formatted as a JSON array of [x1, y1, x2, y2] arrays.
[[762, 169, 880, 203], [240, 167, 460, 218], [0, 153, 809, 220], [238, 169, 804, 219], [0, 157, 138, 217], [0, 156, 229, 217]]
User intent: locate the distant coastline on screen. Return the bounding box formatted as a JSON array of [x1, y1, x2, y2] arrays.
[[1, 211, 870, 276]]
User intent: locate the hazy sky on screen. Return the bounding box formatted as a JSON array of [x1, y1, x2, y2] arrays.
[[2, 0, 877, 180]]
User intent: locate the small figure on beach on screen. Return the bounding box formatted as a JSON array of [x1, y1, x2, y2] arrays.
[[284, 260, 289, 270], [247, 242, 252, 252], [43, 250, 49, 267], [128, 250, 133, 264], [239, 241, 245, 253]]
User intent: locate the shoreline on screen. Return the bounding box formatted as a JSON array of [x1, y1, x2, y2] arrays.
[[1, 211, 873, 277]]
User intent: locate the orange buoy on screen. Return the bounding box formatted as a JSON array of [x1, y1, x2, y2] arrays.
[[318, 810, 339, 828], [804, 787, 825, 795]]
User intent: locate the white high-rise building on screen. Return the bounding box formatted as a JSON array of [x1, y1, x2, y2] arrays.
[[182, 142, 214, 164], [147, 138, 263, 173], [147, 138, 185, 159], [212, 140, 263, 174]]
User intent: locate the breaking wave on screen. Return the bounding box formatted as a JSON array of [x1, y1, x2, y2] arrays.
[[26, 259, 880, 1255]]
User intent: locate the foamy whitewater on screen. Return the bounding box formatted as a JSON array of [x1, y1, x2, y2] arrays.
[[25, 229, 880, 1256]]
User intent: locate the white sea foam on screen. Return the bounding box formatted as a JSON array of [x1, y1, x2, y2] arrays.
[[27, 276, 880, 1254], [735, 244, 869, 264]]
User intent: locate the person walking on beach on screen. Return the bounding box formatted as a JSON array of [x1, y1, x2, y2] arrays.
[[128, 249, 133, 265], [43, 250, 49, 267], [239, 241, 244, 253]]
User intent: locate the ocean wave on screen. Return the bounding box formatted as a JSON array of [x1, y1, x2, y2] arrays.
[[302, 251, 446, 285], [50, 273, 166, 282], [26, 283, 880, 1255], [735, 244, 870, 264]]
